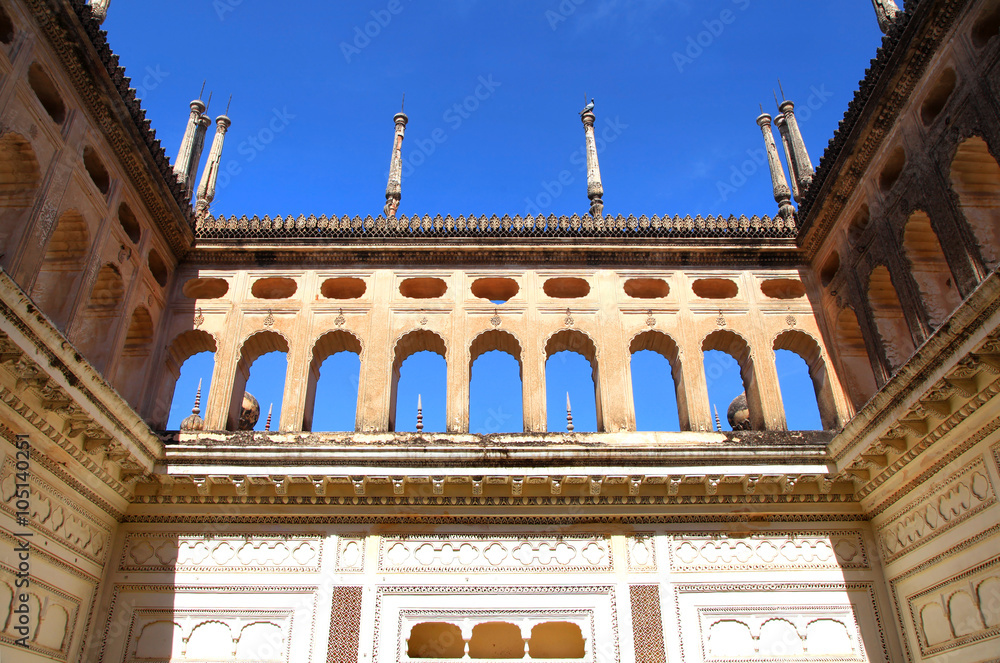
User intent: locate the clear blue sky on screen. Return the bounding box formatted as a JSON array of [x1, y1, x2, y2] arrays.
[[138, 1, 886, 431]]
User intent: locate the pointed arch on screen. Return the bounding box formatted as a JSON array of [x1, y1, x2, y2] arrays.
[[390, 329, 447, 432], [31, 209, 90, 329], [630, 329, 685, 431], [545, 329, 602, 432], [153, 329, 217, 429], [773, 330, 839, 429], [868, 265, 916, 370], [950, 136, 1000, 270], [304, 330, 362, 432], [469, 329, 524, 433], [0, 132, 42, 267], [703, 329, 763, 430], [835, 307, 878, 411], [72, 263, 124, 372], [903, 211, 962, 328], [113, 307, 155, 408], [228, 330, 289, 430]]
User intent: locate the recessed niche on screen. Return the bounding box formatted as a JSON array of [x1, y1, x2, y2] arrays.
[[624, 278, 670, 299], [182, 278, 229, 300], [543, 277, 590, 299], [147, 249, 168, 287], [921, 68, 957, 126], [848, 204, 870, 246], [399, 277, 447, 299], [28, 63, 65, 124], [118, 202, 141, 244], [321, 277, 367, 300], [820, 252, 841, 287], [471, 277, 519, 303], [972, 3, 1000, 48], [0, 5, 14, 44], [252, 277, 297, 299], [879, 147, 906, 193], [691, 278, 738, 299], [83, 146, 110, 195], [761, 278, 806, 299]]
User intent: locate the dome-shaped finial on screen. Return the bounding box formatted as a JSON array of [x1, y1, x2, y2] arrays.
[[180, 379, 205, 431], [727, 393, 752, 431]]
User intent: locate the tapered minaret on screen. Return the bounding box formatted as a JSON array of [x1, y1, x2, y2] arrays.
[[776, 97, 814, 194], [195, 102, 232, 217], [89, 0, 110, 24], [871, 0, 902, 33], [384, 109, 409, 218], [757, 110, 795, 221], [174, 93, 209, 197], [773, 112, 801, 203], [580, 102, 605, 218]]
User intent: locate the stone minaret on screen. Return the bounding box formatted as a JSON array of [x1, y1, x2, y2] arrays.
[[776, 98, 814, 194], [773, 113, 801, 203], [384, 110, 409, 218], [173, 95, 209, 198], [757, 110, 795, 221], [89, 0, 110, 24], [871, 0, 902, 33], [581, 105, 605, 218], [195, 107, 232, 216]]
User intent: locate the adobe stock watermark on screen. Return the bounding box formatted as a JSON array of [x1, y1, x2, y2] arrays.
[[213, 0, 244, 21], [673, 0, 752, 73], [132, 65, 169, 101], [544, 0, 591, 30], [398, 75, 502, 179], [523, 115, 628, 216], [215, 107, 295, 191], [714, 84, 833, 205], [340, 0, 408, 64]]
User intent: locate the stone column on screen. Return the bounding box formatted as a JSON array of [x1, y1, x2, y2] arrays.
[[357, 271, 394, 432], [595, 271, 634, 432], [173, 99, 206, 194], [196, 113, 232, 216], [678, 335, 714, 432], [523, 275, 547, 432], [757, 112, 796, 221], [581, 110, 605, 217], [89, 0, 111, 24], [774, 114, 801, 203], [777, 100, 814, 193], [871, 0, 901, 33], [384, 112, 408, 218], [203, 308, 243, 431]]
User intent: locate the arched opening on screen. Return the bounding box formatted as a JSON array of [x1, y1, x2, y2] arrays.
[[879, 146, 906, 193], [468, 622, 524, 659], [31, 209, 89, 330], [692, 278, 738, 299], [0, 5, 15, 44], [117, 201, 141, 244], [972, 1, 1000, 48], [471, 277, 519, 303], [848, 204, 870, 246], [113, 306, 154, 408], [82, 146, 109, 194], [950, 136, 1000, 270], [760, 279, 806, 299], [390, 330, 447, 432], [703, 330, 763, 431], [399, 277, 448, 299], [161, 330, 217, 430], [868, 266, 916, 371], [630, 330, 683, 431], [227, 331, 289, 431], [773, 330, 837, 430], [407, 622, 464, 659], [28, 63, 65, 125], [304, 330, 362, 432], [182, 278, 229, 299], [543, 277, 591, 299], [147, 248, 169, 287], [545, 329, 600, 432], [469, 330, 523, 433], [624, 278, 670, 299], [0, 133, 42, 266], [73, 264, 124, 372], [252, 277, 297, 299], [921, 68, 957, 125], [820, 251, 841, 287], [529, 622, 586, 659], [321, 277, 366, 299], [903, 211, 962, 328], [835, 308, 878, 411]]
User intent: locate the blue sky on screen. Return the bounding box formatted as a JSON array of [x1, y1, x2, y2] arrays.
[[136, 1, 885, 431]]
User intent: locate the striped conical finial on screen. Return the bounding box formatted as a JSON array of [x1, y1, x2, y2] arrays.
[[714, 405, 723, 432], [566, 392, 575, 433], [416, 394, 424, 432], [264, 403, 273, 432], [192, 379, 202, 416]]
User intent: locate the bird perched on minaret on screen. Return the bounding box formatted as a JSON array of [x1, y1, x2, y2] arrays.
[[580, 98, 595, 115]]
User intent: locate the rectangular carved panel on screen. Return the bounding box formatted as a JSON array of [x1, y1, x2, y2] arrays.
[[879, 456, 996, 563], [630, 584, 666, 663], [118, 533, 323, 572], [327, 586, 363, 663], [379, 534, 612, 573], [670, 531, 869, 572], [0, 565, 81, 661]]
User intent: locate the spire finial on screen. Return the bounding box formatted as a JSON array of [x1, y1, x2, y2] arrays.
[[778, 79, 786, 102], [714, 405, 723, 432], [401, 93, 405, 112], [566, 392, 575, 433], [871, 0, 902, 33], [225, 94, 233, 116], [192, 379, 202, 415], [199, 80, 206, 101], [580, 100, 604, 217], [384, 106, 409, 218], [205, 90, 213, 113], [264, 403, 273, 431], [416, 394, 424, 432]]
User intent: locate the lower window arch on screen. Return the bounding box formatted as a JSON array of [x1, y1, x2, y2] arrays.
[[390, 330, 447, 432], [545, 330, 601, 432], [304, 330, 362, 432], [630, 330, 684, 431], [773, 330, 839, 430]]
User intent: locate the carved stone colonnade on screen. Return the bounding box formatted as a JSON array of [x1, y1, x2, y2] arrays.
[[155, 267, 855, 434]]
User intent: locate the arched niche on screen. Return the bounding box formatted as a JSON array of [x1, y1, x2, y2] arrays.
[[630, 329, 686, 431], [950, 136, 1000, 271], [31, 208, 90, 330], [902, 211, 962, 328], [868, 265, 916, 371], [154, 329, 217, 429], [469, 329, 524, 433], [389, 329, 447, 432], [835, 307, 878, 411], [227, 330, 290, 431], [545, 329, 601, 432], [0, 132, 42, 267]]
